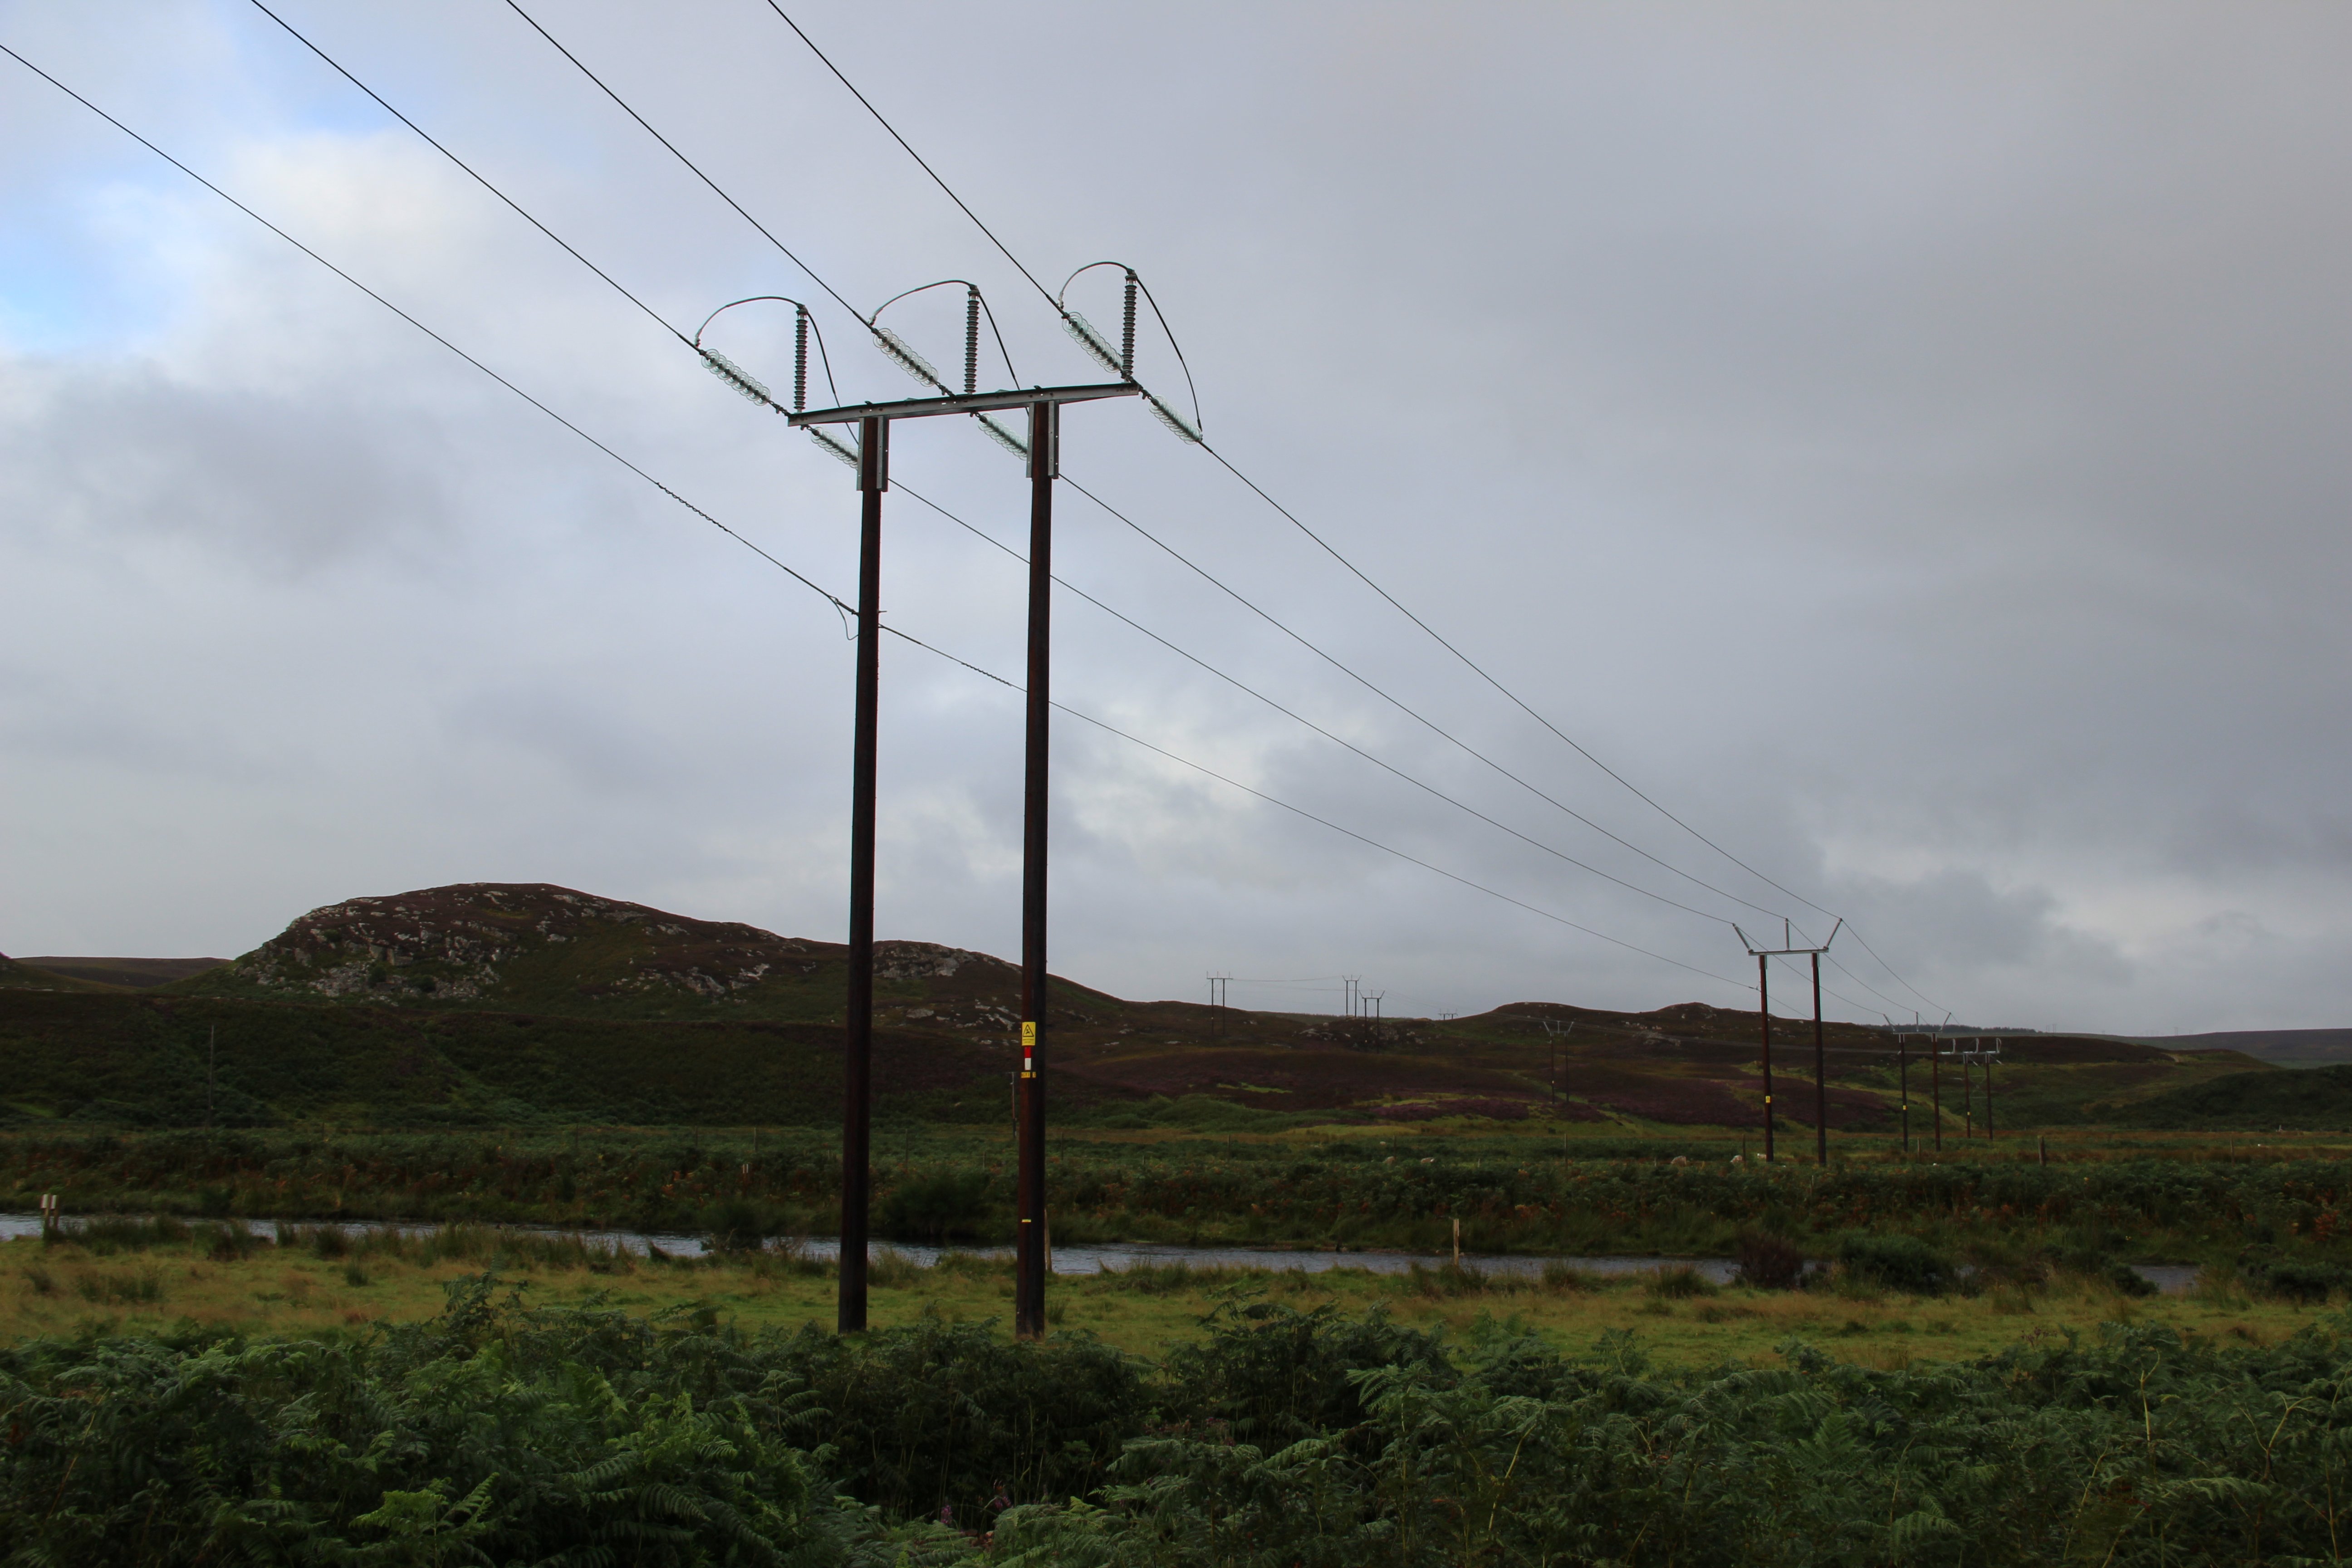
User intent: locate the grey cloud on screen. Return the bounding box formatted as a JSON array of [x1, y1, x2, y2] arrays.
[[3, 0, 2350, 1033]]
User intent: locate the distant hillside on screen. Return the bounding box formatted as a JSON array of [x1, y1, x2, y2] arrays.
[[0, 954, 116, 994], [18, 957, 226, 990], [2106, 1063, 2352, 1129], [0, 883, 2287, 1131], [177, 882, 1091, 1027], [2143, 1029, 2352, 1068]]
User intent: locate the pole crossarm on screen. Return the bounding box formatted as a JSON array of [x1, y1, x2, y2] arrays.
[[1733, 918, 1842, 959], [789, 382, 1137, 426]]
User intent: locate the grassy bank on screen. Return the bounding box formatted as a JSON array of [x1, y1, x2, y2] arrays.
[[0, 1219, 2323, 1368]]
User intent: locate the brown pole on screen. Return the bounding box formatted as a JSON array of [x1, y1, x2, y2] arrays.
[[1931, 1038, 1943, 1153], [1962, 1041, 1975, 1138], [1984, 1043, 1996, 1139], [1014, 400, 1056, 1340], [839, 414, 886, 1334], [1758, 954, 1774, 1161], [1811, 952, 1828, 1166], [1899, 1034, 1910, 1153]]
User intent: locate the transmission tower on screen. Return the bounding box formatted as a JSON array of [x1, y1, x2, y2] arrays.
[[1734, 920, 1843, 1165], [748, 279, 1139, 1339]]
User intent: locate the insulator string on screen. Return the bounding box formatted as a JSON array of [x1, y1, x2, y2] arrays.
[[964, 286, 980, 396], [1121, 270, 1137, 378], [792, 305, 808, 412]]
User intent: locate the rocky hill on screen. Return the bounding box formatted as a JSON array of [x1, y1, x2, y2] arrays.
[[186, 882, 1047, 1030]]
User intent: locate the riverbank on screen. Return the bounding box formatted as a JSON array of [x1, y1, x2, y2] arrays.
[[1, 1220, 2313, 1368], [10, 1123, 2352, 1267]]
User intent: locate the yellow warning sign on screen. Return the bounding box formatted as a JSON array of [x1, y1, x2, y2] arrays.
[[1021, 1021, 1037, 1044]]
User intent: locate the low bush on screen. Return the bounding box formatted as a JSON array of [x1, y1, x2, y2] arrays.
[[2245, 1257, 2352, 1303], [697, 1196, 776, 1254], [874, 1169, 991, 1241], [1837, 1232, 1954, 1295], [1734, 1228, 1807, 1289], [1644, 1264, 1719, 1299]]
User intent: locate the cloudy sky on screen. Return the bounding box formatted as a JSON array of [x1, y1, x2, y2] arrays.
[[2, 2, 2347, 1034]]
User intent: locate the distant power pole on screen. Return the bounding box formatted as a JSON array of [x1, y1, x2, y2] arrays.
[[1540, 1019, 1575, 1116], [1892, 1025, 1910, 1153], [1960, 1038, 2000, 1139], [1931, 1032, 1944, 1152], [1207, 974, 1232, 1038], [1984, 1041, 1998, 1137], [1735, 921, 1843, 1165], [1368, 993, 1383, 1022]]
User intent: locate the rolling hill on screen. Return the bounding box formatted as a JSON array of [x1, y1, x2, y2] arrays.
[[0, 883, 2283, 1131], [2136, 1029, 2352, 1068], [15, 957, 227, 990]]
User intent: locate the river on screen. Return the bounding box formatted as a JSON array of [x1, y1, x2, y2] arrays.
[[0, 1212, 2205, 1293]]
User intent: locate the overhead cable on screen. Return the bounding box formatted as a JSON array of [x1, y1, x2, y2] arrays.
[[0, 39, 1754, 1002], [253, 0, 1798, 938], [753, 1, 1947, 1018]]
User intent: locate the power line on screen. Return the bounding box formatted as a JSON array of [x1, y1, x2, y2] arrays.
[[248, 0, 689, 345], [893, 626, 1751, 993], [0, 37, 841, 623], [893, 480, 1739, 926], [458, 4, 1924, 1016], [499, 0, 862, 323], [260, 0, 1802, 936], [224, 6, 1918, 1021], [760, 1, 1054, 309], [1059, 475, 1787, 922], [752, 0, 1947, 1018], [0, 39, 1762, 1008]]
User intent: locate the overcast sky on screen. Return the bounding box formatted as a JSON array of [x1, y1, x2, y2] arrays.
[[3, 2, 2347, 1034]]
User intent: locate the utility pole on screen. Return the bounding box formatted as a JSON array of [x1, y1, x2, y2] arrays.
[[1984, 1041, 1997, 1138], [1961, 1039, 1975, 1139], [1757, 954, 1775, 1161], [1810, 953, 1827, 1165], [836, 413, 883, 1334], [206, 1022, 216, 1133], [1540, 1019, 1572, 1115], [1015, 397, 1055, 1342], [1893, 1027, 1909, 1154], [1931, 1033, 1944, 1152], [1207, 974, 1231, 1038], [1368, 993, 1383, 1022], [1735, 921, 1841, 1165], [785, 376, 1135, 1340]]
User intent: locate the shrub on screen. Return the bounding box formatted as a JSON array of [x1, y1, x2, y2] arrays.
[[204, 1221, 262, 1261], [697, 1196, 775, 1254], [2246, 1258, 2352, 1303], [774, 1311, 1145, 1518], [1836, 1232, 1953, 1295], [1161, 1299, 1450, 1447], [873, 1170, 990, 1241], [1540, 1259, 1603, 1293], [1733, 1229, 1806, 1289], [1644, 1264, 1719, 1299]]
